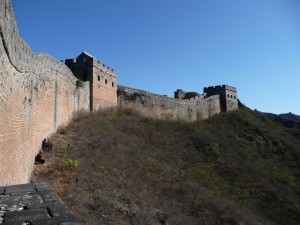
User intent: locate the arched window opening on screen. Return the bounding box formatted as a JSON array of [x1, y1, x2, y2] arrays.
[[112, 82, 114, 87], [98, 75, 100, 81], [105, 79, 107, 84]]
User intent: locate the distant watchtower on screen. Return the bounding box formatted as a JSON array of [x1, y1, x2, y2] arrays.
[[174, 89, 186, 99], [204, 85, 238, 112], [65, 51, 117, 111]]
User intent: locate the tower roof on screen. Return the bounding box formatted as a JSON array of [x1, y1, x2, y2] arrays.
[[77, 51, 95, 59]]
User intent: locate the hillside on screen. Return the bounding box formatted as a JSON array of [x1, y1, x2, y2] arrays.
[[255, 110, 300, 129], [31, 107, 300, 225]]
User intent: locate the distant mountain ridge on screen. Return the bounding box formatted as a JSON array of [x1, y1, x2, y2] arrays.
[[255, 110, 300, 129]]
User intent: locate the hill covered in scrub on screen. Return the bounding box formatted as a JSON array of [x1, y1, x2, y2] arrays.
[[31, 107, 300, 225], [255, 110, 300, 129]]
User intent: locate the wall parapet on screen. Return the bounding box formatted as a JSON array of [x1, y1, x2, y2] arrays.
[[65, 57, 116, 77], [118, 85, 208, 105], [118, 85, 222, 120], [204, 85, 236, 92], [0, 0, 90, 186]]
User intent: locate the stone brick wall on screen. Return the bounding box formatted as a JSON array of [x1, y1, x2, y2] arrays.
[[204, 85, 238, 112], [117, 86, 221, 121], [91, 60, 117, 110], [65, 52, 117, 111], [0, 0, 90, 186]]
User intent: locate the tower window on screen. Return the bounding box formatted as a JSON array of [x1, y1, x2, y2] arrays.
[[112, 82, 114, 87], [105, 79, 107, 84], [98, 75, 100, 81]]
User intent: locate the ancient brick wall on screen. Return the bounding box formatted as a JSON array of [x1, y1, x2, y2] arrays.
[[91, 60, 117, 110], [204, 85, 238, 112], [0, 0, 90, 186], [66, 53, 117, 111], [117, 86, 221, 121]]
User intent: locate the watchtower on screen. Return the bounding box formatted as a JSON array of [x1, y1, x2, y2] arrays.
[[204, 85, 238, 112], [65, 51, 117, 111], [174, 89, 186, 99]]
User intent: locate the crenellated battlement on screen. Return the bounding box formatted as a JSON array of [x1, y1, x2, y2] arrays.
[[65, 52, 116, 77], [204, 85, 236, 93], [65, 51, 117, 111]]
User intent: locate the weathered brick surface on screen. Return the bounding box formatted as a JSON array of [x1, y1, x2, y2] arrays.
[[117, 85, 221, 120], [204, 85, 238, 112], [65, 52, 117, 111], [0, 0, 90, 185]]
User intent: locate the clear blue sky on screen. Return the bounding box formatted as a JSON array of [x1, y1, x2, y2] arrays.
[[12, 0, 300, 114]]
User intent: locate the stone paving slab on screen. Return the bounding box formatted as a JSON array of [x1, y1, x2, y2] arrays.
[[5, 184, 36, 195], [0, 182, 82, 225], [4, 208, 49, 223]]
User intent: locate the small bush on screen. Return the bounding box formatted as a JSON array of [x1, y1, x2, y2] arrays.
[[92, 158, 103, 169], [192, 198, 204, 213], [205, 142, 220, 159], [260, 115, 282, 128], [58, 126, 67, 134], [117, 86, 125, 94], [273, 171, 296, 186], [74, 111, 88, 122], [188, 167, 213, 185], [63, 159, 81, 168], [76, 80, 84, 88], [104, 124, 113, 132]]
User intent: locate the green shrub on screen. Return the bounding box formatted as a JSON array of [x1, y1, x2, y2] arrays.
[[147, 122, 163, 140], [92, 158, 103, 169], [192, 198, 204, 213], [253, 158, 296, 186], [188, 167, 213, 185], [231, 186, 252, 206], [104, 124, 113, 132], [205, 142, 220, 159], [273, 171, 296, 186], [76, 80, 84, 88], [58, 126, 67, 134], [63, 159, 81, 168]]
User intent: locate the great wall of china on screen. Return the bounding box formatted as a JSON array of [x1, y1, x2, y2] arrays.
[[0, 0, 238, 186]]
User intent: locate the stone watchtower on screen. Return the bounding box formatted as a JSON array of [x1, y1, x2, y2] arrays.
[[174, 89, 186, 99], [65, 51, 117, 111], [204, 85, 238, 112]]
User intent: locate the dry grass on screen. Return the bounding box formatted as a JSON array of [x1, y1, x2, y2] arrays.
[[31, 107, 300, 225]]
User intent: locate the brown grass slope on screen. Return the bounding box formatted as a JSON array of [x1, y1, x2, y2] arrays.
[[31, 107, 300, 225]]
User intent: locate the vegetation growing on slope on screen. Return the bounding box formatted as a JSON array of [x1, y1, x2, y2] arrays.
[[32, 107, 300, 225]]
